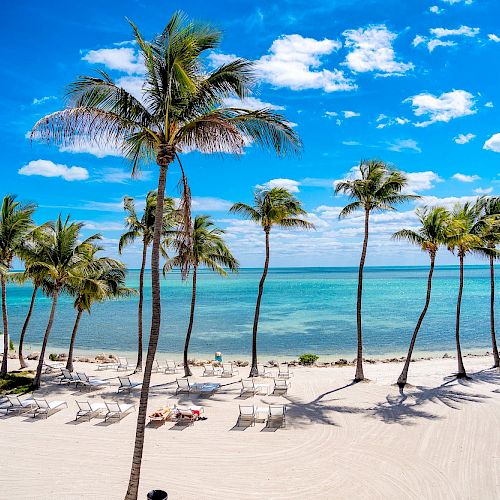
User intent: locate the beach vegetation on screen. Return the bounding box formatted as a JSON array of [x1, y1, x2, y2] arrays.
[[298, 353, 319, 365], [0, 370, 33, 395]]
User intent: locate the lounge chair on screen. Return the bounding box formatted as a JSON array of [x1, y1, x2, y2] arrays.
[[117, 357, 132, 371], [266, 405, 287, 428], [76, 372, 108, 391], [75, 401, 107, 421], [237, 405, 256, 426], [152, 360, 167, 373], [104, 401, 135, 422], [96, 360, 120, 371], [175, 379, 220, 395], [272, 379, 291, 394], [4, 395, 34, 414], [175, 378, 192, 395], [43, 361, 65, 373], [257, 364, 273, 378], [32, 398, 67, 418], [202, 364, 217, 377], [175, 406, 202, 425], [149, 406, 173, 424], [57, 368, 80, 386], [240, 379, 269, 396], [164, 360, 180, 374], [221, 363, 239, 378], [117, 376, 142, 393], [278, 363, 292, 379]]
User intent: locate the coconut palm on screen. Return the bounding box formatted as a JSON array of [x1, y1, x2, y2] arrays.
[[31, 12, 300, 498], [119, 191, 176, 372], [66, 249, 133, 372], [28, 215, 101, 389], [230, 187, 313, 376], [335, 160, 417, 382], [0, 195, 36, 378], [165, 215, 238, 377], [393, 206, 450, 386]]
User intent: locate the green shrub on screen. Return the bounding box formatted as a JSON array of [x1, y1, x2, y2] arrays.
[[298, 353, 319, 365], [48, 353, 58, 361], [9, 339, 14, 351]]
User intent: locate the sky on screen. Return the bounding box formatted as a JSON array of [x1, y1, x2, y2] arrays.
[[2, 0, 500, 268]]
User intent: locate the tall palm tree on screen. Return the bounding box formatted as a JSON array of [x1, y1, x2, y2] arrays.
[[475, 196, 500, 367], [31, 12, 300, 499], [28, 215, 101, 389], [335, 160, 416, 382], [119, 191, 176, 372], [0, 195, 36, 378], [165, 215, 238, 377], [230, 187, 313, 376], [66, 250, 133, 372], [393, 206, 450, 386]]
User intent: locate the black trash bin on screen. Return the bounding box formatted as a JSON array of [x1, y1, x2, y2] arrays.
[[147, 490, 168, 500]]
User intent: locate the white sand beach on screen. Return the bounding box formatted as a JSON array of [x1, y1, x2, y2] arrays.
[[1, 355, 499, 500]]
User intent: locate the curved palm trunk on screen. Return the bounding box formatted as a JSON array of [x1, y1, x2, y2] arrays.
[[183, 266, 197, 377], [354, 209, 370, 382], [489, 255, 499, 368], [249, 229, 270, 377], [66, 310, 83, 372], [0, 278, 9, 378], [135, 240, 148, 373], [33, 289, 60, 389], [455, 254, 467, 378], [125, 155, 170, 500], [397, 252, 436, 387], [18, 285, 38, 369]]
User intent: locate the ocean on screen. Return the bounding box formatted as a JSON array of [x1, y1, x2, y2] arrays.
[[5, 266, 497, 360]]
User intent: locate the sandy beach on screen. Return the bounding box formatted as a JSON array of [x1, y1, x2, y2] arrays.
[[1, 355, 499, 500]]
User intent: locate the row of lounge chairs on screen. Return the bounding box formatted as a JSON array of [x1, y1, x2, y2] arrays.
[[203, 363, 292, 379], [238, 404, 287, 428], [1, 395, 67, 418], [58, 369, 142, 394], [240, 378, 291, 396], [96, 357, 181, 374], [75, 401, 135, 421]]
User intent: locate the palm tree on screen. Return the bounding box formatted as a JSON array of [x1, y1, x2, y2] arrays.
[[393, 206, 450, 386], [31, 12, 300, 499], [475, 196, 500, 367], [0, 195, 36, 378], [119, 191, 176, 372], [66, 249, 132, 372], [28, 215, 101, 389], [335, 160, 417, 382], [165, 215, 238, 377], [230, 187, 313, 376]]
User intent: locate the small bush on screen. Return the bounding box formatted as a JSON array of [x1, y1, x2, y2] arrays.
[[48, 353, 58, 361], [298, 353, 319, 365], [9, 339, 14, 351]]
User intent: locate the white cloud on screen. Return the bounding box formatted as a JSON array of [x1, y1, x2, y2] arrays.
[[488, 34, 500, 43], [387, 139, 421, 152], [343, 110, 360, 118], [116, 76, 146, 102], [32, 96, 56, 105], [452, 173, 480, 182], [191, 197, 234, 212], [94, 168, 152, 184], [405, 90, 476, 127], [223, 96, 284, 110], [474, 187, 493, 195], [19, 159, 89, 181], [301, 177, 336, 188], [430, 5, 444, 13], [485, 101, 494, 108], [207, 52, 239, 67], [414, 25, 479, 52], [59, 138, 124, 158], [453, 133, 475, 144], [404, 171, 442, 193], [82, 47, 145, 74], [483, 133, 500, 153], [342, 140, 362, 146], [375, 115, 410, 128], [258, 178, 301, 193], [439, 0, 473, 4], [83, 221, 125, 231], [324, 111, 338, 117], [417, 195, 477, 209], [343, 25, 414, 76], [255, 34, 356, 92]]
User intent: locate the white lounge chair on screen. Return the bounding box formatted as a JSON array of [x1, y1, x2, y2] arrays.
[[278, 363, 292, 379], [75, 401, 107, 421], [76, 372, 108, 391], [164, 360, 180, 374], [117, 376, 142, 393], [43, 361, 65, 373], [221, 363, 239, 378], [267, 405, 287, 428], [96, 360, 120, 371], [175, 378, 192, 394], [257, 364, 273, 378], [104, 401, 135, 421], [32, 398, 67, 418], [152, 359, 167, 373], [175, 379, 220, 395], [4, 395, 34, 414], [273, 378, 291, 394], [175, 407, 200, 425], [238, 405, 256, 426], [240, 379, 269, 396], [58, 368, 80, 386], [202, 364, 216, 377], [117, 357, 132, 371]]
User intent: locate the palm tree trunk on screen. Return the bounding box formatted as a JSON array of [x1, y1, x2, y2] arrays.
[[354, 209, 370, 382], [489, 255, 499, 368], [33, 289, 60, 389], [0, 277, 9, 378], [125, 150, 171, 500], [397, 252, 436, 387], [183, 266, 197, 377], [249, 229, 270, 377], [66, 310, 83, 372], [455, 254, 467, 378], [135, 240, 148, 373], [18, 285, 38, 369]]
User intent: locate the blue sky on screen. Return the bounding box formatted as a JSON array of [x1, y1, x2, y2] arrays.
[[2, 0, 500, 267]]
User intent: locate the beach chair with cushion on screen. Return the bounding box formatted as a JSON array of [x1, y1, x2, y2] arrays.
[[240, 379, 269, 396], [117, 376, 142, 393], [273, 379, 291, 394], [148, 406, 173, 424], [278, 363, 292, 379], [266, 405, 287, 428], [175, 407, 200, 425], [75, 401, 107, 421], [164, 360, 180, 374], [221, 363, 239, 378], [257, 364, 273, 378], [32, 398, 68, 418], [104, 401, 135, 422], [238, 405, 256, 426], [117, 357, 132, 371], [76, 372, 108, 391], [43, 361, 65, 373], [4, 395, 35, 414], [57, 368, 80, 386]]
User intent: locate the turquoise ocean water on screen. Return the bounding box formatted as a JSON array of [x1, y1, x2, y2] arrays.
[[5, 266, 497, 359]]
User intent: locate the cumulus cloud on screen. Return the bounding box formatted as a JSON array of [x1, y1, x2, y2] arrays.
[[82, 47, 145, 74], [387, 139, 421, 152], [485, 101, 494, 108], [405, 90, 476, 127], [59, 137, 124, 158], [258, 178, 301, 193], [343, 110, 360, 118], [413, 25, 479, 52], [453, 133, 475, 144], [417, 195, 478, 209], [483, 133, 500, 153], [222, 96, 285, 110], [375, 115, 410, 128], [404, 171, 442, 193], [93, 168, 152, 184], [207, 52, 239, 66], [324, 111, 338, 118], [191, 197, 234, 212], [439, 0, 473, 4], [429, 5, 444, 13], [488, 34, 500, 42], [19, 159, 89, 181], [452, 173, 480, 182], [474, 187, 493, 195], [32, 96, 56, 105], [343, 25, 414, 76], [430, 26, 480, 38]]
